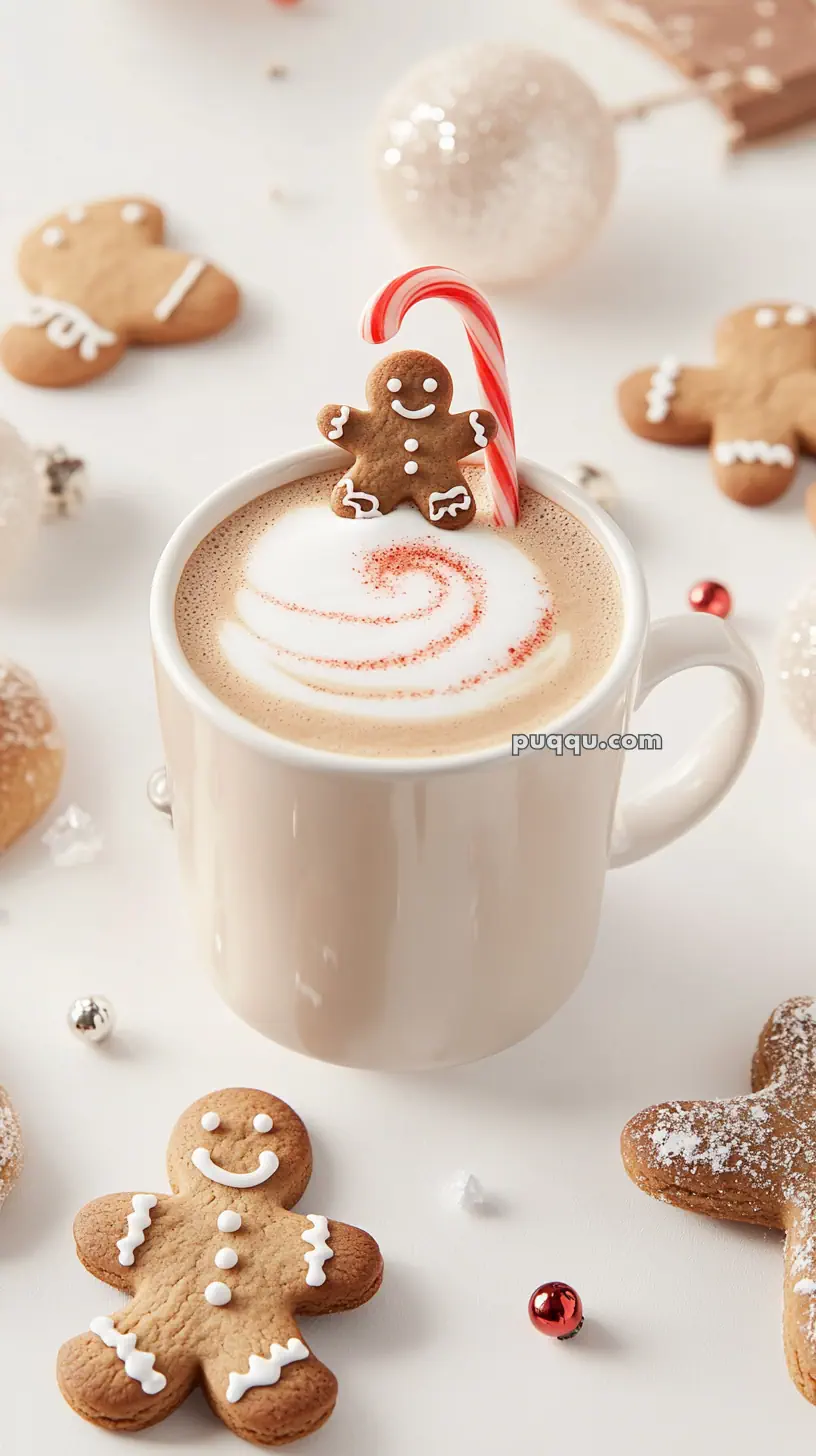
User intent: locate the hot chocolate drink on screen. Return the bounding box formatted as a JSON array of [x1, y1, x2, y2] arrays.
[[174, 466, 623, 757]]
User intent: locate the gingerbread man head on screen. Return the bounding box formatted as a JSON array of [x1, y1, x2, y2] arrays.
[[317, 347, 497, 528], [2, 197, 239, 388], [167, 1088, 313, 1210], [366, 348, 455, 418]]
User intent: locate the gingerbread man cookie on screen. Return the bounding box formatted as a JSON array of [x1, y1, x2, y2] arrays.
[[618, 302, 816, 507], [622, 998, 816, 1406], [2, 198, 240, 388], [58, 1089, 383, 1444], [317, 349, 497, 529]]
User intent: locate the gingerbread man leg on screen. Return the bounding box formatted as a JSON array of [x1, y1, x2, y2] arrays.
[[413, 471, 477, 531], [1, 320, 127, 389], [200, 1317, 337, 1446], [711, 416, 798, 506], [330, 468, 384, 520], [58, 1315, 198, 1434], [782, 1202, 816, 1404]]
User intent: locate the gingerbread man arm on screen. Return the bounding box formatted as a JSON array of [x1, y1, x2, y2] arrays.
[[449, 408, 498, 460], [621, 1096, 784, 1228], [73, 1192, 168, 1294], [286, 1214, 383, 1316], [316, 403, 370, 451], [618, 364, 722, 445]]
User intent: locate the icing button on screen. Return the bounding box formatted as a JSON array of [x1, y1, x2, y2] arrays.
[[204, 1281, 232, 1307]]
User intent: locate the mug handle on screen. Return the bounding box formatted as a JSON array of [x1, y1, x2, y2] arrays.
[[610, 614, 763, 868]]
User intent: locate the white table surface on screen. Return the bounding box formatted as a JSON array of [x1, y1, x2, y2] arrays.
[[2, 0, 816, 1450]]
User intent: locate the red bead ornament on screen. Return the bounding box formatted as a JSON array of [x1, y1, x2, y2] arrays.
[[528, 1281, 584, 1339], [688, 580, 732, 618]]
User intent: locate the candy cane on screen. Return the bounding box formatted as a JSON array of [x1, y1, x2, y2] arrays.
[[360, 267, 519, 528]]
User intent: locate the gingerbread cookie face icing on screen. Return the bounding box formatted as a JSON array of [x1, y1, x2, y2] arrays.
[[317, 349, 498, 528], [58, 1088, 383, 1444], [1, 197, 240, 388], [618, 301, 816, 508], [621, 998, 816, 1408]]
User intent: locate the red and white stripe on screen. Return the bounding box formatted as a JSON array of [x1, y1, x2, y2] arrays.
[[360, 266, 519, 529]]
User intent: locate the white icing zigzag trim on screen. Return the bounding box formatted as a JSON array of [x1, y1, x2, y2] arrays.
[[428, 486, 472, 523], [89, 1316, 167, 1395], [645, 356, 680, 424], [226, 1338, 309, 1404], [714, 439, 795, 468], [18, 296, 117, 362], [301, 1214, 333, 1287], [116, 1193, 157, 1267], [469, 410, 488, 448], [328, 406, 350, 441]]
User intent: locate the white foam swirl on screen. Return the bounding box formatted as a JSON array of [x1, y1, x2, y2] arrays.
[[219, 506, 568, 721]]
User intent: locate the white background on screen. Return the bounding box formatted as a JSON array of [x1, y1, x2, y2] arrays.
[[2, 0, 816, 1450]]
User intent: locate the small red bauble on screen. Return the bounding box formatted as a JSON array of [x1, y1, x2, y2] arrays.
[[528, 1281, 584, 1339], [688, 580, 732, 618]]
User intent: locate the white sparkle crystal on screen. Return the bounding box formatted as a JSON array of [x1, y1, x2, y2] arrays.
[[449, 1171, 485, 1211], [42, 804, 103, 866]]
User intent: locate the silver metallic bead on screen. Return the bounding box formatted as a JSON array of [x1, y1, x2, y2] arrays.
[[562, 462, 619, 514], [147, 766, 173, 821], [68, 996, 116, 1043], [34, 445, 87, 519]]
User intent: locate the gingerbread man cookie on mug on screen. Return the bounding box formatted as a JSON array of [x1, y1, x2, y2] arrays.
[[618, 302, 816, 507], [317, 349, 497, 528], [2, 198, 240, 387], [58, 1089, 383, 1444]]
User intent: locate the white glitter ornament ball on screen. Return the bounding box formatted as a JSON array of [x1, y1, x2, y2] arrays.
[[779, 580, 816, 741], [372, 43, 617, 286], [0, 419, 40, 586]]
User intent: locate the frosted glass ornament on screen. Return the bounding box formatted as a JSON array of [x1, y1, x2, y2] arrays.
[[779, 579, 816, 742], [372, 43, 617, 286], [0, 419, 40, 586]]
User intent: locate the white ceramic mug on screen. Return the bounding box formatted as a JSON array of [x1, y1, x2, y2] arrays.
[[150, 446, 762, 1071]]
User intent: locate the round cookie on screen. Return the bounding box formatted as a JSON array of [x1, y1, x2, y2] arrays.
[[0, 1085, 22, 1210], [0, 661, 64, 853]]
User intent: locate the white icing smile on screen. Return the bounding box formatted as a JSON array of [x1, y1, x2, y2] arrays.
[[191, 1146, 279, 1188], [391, 400, 436, 419]]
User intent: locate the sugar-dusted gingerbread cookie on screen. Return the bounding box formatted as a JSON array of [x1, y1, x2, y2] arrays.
[[317, 348, 497, 529], [622, 998, 816, 1406], [0, 1085, 22, 1211], [58, 1088, 383, 1444], [0, 661, 64, 853], [618, 302, 816, 507], [1, 198, 240, 388]]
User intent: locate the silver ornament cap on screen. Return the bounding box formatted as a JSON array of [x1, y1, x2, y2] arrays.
[[68, 995, 116, 1043]]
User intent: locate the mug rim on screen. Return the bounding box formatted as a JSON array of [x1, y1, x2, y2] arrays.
[[150, 445, 648, 777]]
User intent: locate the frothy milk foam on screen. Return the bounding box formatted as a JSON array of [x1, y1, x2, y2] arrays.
[[175, 467, 623, 757]]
